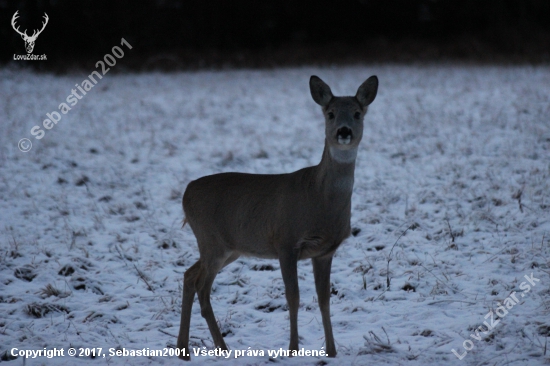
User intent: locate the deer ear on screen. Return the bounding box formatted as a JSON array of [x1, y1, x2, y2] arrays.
[[310, 76, 333, 107], [356, 75, 378, 107]]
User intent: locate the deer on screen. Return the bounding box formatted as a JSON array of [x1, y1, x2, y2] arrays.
[[11, 11, 49, 54], [177, 75, 378, 360]]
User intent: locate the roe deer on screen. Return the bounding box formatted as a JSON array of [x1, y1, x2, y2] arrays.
[[177, 75, 378, 360]]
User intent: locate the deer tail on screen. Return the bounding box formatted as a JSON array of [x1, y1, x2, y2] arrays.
[[181, 217, 188, 229]]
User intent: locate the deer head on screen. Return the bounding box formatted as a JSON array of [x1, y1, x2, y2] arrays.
[[12, 11, 49, 54]]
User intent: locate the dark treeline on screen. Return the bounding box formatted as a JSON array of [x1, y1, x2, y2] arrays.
[[2, 0, 549, 70]]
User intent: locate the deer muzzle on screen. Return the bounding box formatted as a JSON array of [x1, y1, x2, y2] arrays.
[[336, 126, 352, 145]]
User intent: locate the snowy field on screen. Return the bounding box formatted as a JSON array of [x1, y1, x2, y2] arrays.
[[1, 65, 550, 365]]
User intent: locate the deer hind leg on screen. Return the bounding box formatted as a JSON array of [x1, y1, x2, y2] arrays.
[[312, 255, 337, 357], [195, 249, 238, 351], [177, 251, 239, 361], [177, 260, 200, 360]]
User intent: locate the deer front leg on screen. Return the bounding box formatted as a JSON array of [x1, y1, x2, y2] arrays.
[[279, 249, 300, 352], [312, 255, 337, 357]]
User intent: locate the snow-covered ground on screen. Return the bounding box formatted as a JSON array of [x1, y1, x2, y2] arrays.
[[1, 65, 549, 365]]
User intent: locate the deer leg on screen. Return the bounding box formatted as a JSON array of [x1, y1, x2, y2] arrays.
[[221, 252, 240, 269], [279, 249, 300, 351], [312, 255, 337, 357], [177, 260, 201, 360], [177, 252, 239, 361], [196, 252, 234, 351]]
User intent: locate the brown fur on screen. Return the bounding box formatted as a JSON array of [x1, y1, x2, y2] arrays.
[[177, 75, 378, 360]]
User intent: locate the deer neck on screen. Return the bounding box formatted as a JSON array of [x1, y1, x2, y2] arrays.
[[315, 140, 357, 196]]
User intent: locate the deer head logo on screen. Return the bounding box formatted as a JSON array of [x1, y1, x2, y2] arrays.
[[12, 11, 49, 54]]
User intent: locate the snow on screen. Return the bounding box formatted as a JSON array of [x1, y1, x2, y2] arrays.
[[1, 64, 549, 365]]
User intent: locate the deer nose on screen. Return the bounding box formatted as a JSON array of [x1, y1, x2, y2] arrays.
[[337, 127, 352, 145]]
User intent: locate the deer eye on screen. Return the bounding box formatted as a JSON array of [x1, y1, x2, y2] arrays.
[[354, 112, 361, 119], [327, 112, 335, 119]]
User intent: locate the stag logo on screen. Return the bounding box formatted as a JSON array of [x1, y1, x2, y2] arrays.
[[12, 11, 49, 54]]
